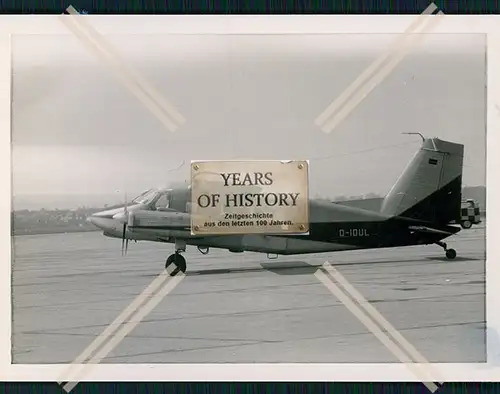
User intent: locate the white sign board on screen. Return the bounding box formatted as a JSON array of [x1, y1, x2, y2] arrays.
[[190, 160, 309, 235]]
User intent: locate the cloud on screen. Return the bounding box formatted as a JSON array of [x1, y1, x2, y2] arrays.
[[11, 34, 486, 196]]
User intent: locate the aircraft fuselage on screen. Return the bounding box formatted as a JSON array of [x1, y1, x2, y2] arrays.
[[96, 199, 460, 255]]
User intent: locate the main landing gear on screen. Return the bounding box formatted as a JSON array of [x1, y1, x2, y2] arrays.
[[165, 239, 187, 276], [436, 241, 457, 260]]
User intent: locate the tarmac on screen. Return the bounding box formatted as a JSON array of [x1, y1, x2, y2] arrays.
[[11, 224, 486, 364]]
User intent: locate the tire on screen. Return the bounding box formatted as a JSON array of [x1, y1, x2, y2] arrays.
[[165, 253, 187, 275], [446, 249, 457, 259], [461, 220, 472, 229]]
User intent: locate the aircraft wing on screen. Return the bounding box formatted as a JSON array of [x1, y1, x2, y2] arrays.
[[408, 225, 456, 236]]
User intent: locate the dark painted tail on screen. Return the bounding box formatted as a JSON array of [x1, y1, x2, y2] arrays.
[[380, 137, 464, 225]]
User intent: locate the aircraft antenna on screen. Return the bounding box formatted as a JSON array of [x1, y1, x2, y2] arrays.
[[402, 132, 425, 142]]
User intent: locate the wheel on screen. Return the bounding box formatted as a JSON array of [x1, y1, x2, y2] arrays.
[[165, 253, 187, 276], [445, 248, 457, 259], [461, 220, 472, 229]]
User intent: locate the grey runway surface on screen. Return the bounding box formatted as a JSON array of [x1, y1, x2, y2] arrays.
[[12, 225, 486, 364]]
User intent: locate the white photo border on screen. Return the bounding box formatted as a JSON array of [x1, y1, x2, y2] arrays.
[[0, 14, 499, 382]]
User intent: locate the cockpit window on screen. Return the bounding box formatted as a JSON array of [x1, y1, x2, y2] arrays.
[[153, 191, 171, 210], [132, 188, 160, 204]]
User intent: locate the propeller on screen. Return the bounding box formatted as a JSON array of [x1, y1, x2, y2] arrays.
[[121, 192, 129, 255], [112, 191, 138, 256], [113, 192, 130, 256]]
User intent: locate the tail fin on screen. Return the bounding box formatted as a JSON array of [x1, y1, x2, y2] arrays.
[[380, 137, 464, 225]]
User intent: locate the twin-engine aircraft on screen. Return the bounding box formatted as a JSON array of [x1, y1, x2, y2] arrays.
[[89, 137, 465, 276]]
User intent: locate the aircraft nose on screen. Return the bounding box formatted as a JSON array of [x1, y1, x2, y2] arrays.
[[87, 207, 128, 230], [87, 213, 101, 227], [87, 211, 112, 229]]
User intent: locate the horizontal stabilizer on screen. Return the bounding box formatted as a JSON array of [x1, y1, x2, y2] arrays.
[[408, 225, 455, 236]]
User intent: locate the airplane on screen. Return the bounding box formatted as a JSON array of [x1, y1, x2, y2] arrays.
[[88, 136, 465, 276]]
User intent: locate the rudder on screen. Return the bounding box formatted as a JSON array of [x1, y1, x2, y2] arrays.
[[380, 137, 464, 225]]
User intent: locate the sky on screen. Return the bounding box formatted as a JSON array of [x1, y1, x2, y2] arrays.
[[11, 33, 487, 207]]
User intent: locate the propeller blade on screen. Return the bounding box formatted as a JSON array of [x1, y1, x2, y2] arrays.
[[121, 222, 127, 255], [121, 191, 129, 256]]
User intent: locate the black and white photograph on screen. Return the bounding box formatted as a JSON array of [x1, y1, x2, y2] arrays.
[[10, 27, 487, 369]]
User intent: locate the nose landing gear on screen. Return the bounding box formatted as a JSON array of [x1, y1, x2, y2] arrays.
[[165, 252, 186, 276], [165, 239, 187, 276], [436, 241, 457, 259]]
